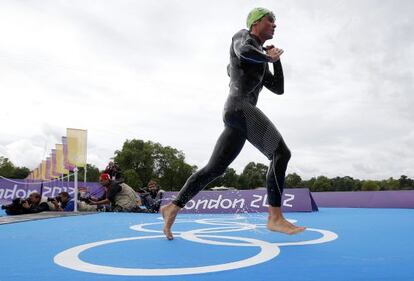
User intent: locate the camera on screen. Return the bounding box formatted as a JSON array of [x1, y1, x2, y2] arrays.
[[2, 198, 27, 208], [1, 198, 29, 215], [77, 191, 92, 204], [78, 195, 92, 204], [47, 196, 62, 203]]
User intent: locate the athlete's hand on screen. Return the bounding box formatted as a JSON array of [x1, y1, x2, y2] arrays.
[[265, 46, 284, 62]]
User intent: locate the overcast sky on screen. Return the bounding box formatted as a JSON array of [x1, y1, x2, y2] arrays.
[[1, 0, 413, 180]]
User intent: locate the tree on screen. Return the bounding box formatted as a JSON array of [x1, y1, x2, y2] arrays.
[[114, 139, 196, 191], [399, 175, 414, 190], [238, 162, 268, 189], [222, 168, 239, 188], [361, 180, 380, 191], [0, 157, 30, 179], [311, 176, 332, 192], [0, 157, 16, 178], [153, 145, 197, 191], [285, 173, 302, 188], [123, 169, 143, 190], [302, 177, 316, 190], [330, 176, 356, 191], [11, 166, 30, 179], [114, 139, 155, 185], [206, 167, 239, 189], [77, 164, 100, 182], [379, 177, 399, 190]]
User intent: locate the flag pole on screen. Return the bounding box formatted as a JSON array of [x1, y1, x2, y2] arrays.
[[84, 130, 88, 183], [74, 167, 78, 212]]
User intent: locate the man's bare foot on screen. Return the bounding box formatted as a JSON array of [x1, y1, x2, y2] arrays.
[[160, 203, 180, 240], [267, 218, 306, 235]]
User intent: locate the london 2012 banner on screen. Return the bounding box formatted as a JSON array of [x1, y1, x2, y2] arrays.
[[161, 189, 319, 213], [0, 178, 316, 213]]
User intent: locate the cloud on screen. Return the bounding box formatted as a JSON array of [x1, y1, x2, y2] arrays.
[[0, 0, 413, 180]]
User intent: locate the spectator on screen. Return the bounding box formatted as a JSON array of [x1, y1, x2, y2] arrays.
[[2, 192, 53, 215], [140, 180, 164, 213], [23, 192, 50, 214], [20, 192, 50, 214], [50, 192, 74, 212], [104, 161, 122, 180], [90, 173, 139, 212], [77, 191, 102, 212]]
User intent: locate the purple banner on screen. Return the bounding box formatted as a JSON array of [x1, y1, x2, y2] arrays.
[[0, 179, 316, 212], [162, 188, 318, 213], [2, 178, 413, 212], [0, 179, 103, 205], [312, 190, 414, 208]]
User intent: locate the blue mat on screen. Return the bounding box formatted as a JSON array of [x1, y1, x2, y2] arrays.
[[0, 208, 413, 281]]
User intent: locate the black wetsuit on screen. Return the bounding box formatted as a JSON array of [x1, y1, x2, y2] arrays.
[[173, 29, 291, 208]]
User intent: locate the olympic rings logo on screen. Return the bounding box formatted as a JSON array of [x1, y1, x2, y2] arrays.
[[54, 216, 338, 276]]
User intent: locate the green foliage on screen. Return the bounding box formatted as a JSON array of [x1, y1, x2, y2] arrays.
[[330, 176, 358, 191], [399, 175, 414, 190], [11, 166, 31, 179], [77, 164, 100, 182], [114, 139, 154, 184], [152, 144, 197, 191], [123, 169, 143, 191], [3, 143, 414, 192], [114, 139, 196, 191], [302, 177, 316, 189], [222, 168, 239, 188], [206, 168, 240, 189], [285, 173, 302, 188], [361, 180, 380, 191], [238, 162, 268, 189], [379, 177, 399, 190], [0, 157, 30, 179], [311, 176, 332, 192]]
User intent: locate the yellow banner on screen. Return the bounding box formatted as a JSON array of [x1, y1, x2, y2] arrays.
[[67, 128, 87, 168], [36, 167, 40, 180], [46, 157, 52, 179], [41, 160, 46, 180], [55, 144, 69, 174], [33, 168, 38, 180]]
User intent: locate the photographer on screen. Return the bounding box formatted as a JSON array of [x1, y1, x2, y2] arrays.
[[89, 173, 139, 212], [104, 161, 122, 180], [139, 180, 164, 213], [2, 192, 50, 215], [49, 192, 74, 212], [77, 192, 100, 212]]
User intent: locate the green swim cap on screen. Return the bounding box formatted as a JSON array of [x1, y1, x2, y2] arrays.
[[246, 7, 275, 30]]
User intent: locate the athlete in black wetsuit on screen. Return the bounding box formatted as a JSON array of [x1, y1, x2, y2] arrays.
[[162, 8, 306, 239], [173, 29, 287, 209]]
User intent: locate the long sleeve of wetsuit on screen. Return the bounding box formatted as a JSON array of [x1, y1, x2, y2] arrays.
[[233, 31, 272, 63], [263, 60, 284, 94]]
